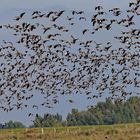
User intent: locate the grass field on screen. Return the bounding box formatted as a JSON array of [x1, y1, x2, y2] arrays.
[[0, 123, 140, 140]]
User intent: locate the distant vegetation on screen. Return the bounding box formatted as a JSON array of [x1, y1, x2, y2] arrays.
[[1, 96, 140, 129], [31, 96, 140, 127], [4, 120, 25, 129], [65, 96, 140, 126], [0, 120, 25, 129]]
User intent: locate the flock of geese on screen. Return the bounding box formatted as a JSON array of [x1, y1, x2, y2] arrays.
[[0, 0, 139, 118]]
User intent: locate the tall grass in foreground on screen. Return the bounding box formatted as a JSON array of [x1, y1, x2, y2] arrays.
[[0, 123, 140, 140]]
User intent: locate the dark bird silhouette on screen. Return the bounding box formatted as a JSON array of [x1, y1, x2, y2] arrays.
[[14, 12, 25, 20]]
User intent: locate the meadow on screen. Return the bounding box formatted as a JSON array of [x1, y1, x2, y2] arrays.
[[0, 123, 140, 140]]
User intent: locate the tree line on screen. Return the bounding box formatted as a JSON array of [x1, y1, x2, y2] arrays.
[[31, 96, 140, 127], [1, 96, 140, 128]]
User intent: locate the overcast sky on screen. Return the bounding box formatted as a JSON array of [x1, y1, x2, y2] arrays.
[[0, 0, 138, 126], [0, 0, 132, 12]]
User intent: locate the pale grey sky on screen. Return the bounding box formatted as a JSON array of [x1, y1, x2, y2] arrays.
[[0, 0, 132, 12]]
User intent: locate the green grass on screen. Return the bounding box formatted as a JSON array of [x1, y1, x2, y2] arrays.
[[0, 123, 140, 140]]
